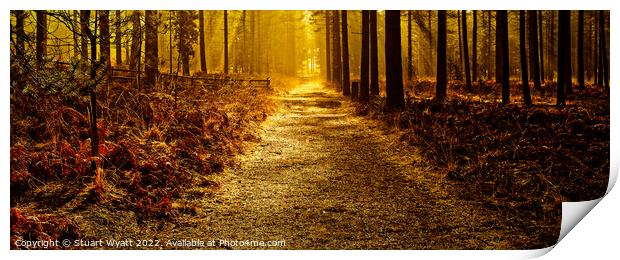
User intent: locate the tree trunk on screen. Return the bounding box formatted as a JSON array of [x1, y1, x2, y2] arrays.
[[428, 11, 433, 77], [370, 10, 379, 96], [495, 11, 502, 82], [577, 10, 585, 90], [519, 11, 532, 106], [14, 11, 25, 56], [360, 10, 370, 102], [72, 11, 79, 59], [462, 11, 471, 89], [557, 10, 570, 107], [436, 10, 447, 101], [472, 10, 478, 82], [332, 11, 341, 87], [385, 11, 404, 110], [600, 11, 609, 92], [115, 11, 122, 66], [407, 10, 413, 81], [565, 11, 573, 95], [224, 10, 229, 74], [130, 11, 141, 72], [498, 11, 510, 104], [35, 11, 47, 68], [549, 12, 555, 81], [539, 11, 545, 82], [199, 11, 207, 73], [144, 11, 158, 89], [457, 11, 463, 80], [487, 11, 492, 80], [80, 11, 89, 61], [528, 11, 541, 92], [325, 11, 331, 82], [99, 11, 111, 71], [81, 11, 100, 176], [341, 10, 351, 96]]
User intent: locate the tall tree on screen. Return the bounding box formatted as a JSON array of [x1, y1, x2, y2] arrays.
[[332, 11, 341, 87], [175, 11, 198, 76], [224, 10, 229, 74], [80, 11, 89, 60], [199, 11, 207, 73], [115, 11, 122, 66], [407, 10, 413, 81], [557, 10, 571, 107], [487, 11, 492, 80], [14, 11, 25, 56], [497, 11, 510, 104], [144, 10, 158, 89], [577, 10, 585, 90], [35, 11, 47, 68], [360, 10, 370, 102], [462, 11, 471, 89], [457, 11, 463, 80], [599, 11, 609, 92], [538, 11, 545, 82], [81, 11, 100, 176], [341, 10, 351, 96], [472, 10, 478, 82], [72, 11, 79, 59], [528, 11, 541, 92], [325, 11, 331, 82], [370, 10, 379, 96], [99, 11, 111, 70], [519, 11, 532, 107], [129, 11, 142, 72], [436, 10, 447, 101], [495, 11, 502, 81], [385, 10, 404, 110]]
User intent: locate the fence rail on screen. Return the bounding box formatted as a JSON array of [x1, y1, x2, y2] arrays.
[[109, 67, 271, 90]]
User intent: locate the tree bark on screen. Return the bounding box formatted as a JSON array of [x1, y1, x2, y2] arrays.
[[199, 11, 207, 73], [144, 10, 158, 89], [341, 10, 351, 96], [332, 11, 341, 87], [385, 10, 404, 110], [557, 10, 570, 107], [457, 11, 463, 80], [472, 10, 477, 82], [436, 10, 447, 101], [360, 10, 370, 102], [528, 11, 541, 92], [130, 11, 141, 72], [115, 11, 122, 66], [519, 11, 532, 106], [462, 11, 471, 89], [407, 10, 413, 81], [325, 11, 331, 82], [370, 10, 379, 96], [577, 10, 585, 90], [495, 11, 502, 82], [599, 11, 609, 91], [538, 11, 545, 82], [224, 10, 229, 74], [498, 11, 510, 104], [35, 11, 47, 68], [99, 11, 111, 70], [80, 11, 89, 61]]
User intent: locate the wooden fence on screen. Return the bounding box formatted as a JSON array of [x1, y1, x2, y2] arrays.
[[109, 67, 271, 90]]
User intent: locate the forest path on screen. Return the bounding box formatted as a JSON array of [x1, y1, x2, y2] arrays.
[[166, 82, 519, 249]]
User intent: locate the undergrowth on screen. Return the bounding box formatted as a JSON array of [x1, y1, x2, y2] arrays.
[[357, 80, 609, 217], [10, 69, 277, 244]]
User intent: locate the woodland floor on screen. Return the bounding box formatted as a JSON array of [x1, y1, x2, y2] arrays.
[[11, 81, 562, 249], [91, 81, 555, 249]]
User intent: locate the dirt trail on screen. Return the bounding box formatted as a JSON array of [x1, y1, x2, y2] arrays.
[[164, 82, 531, 249]]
